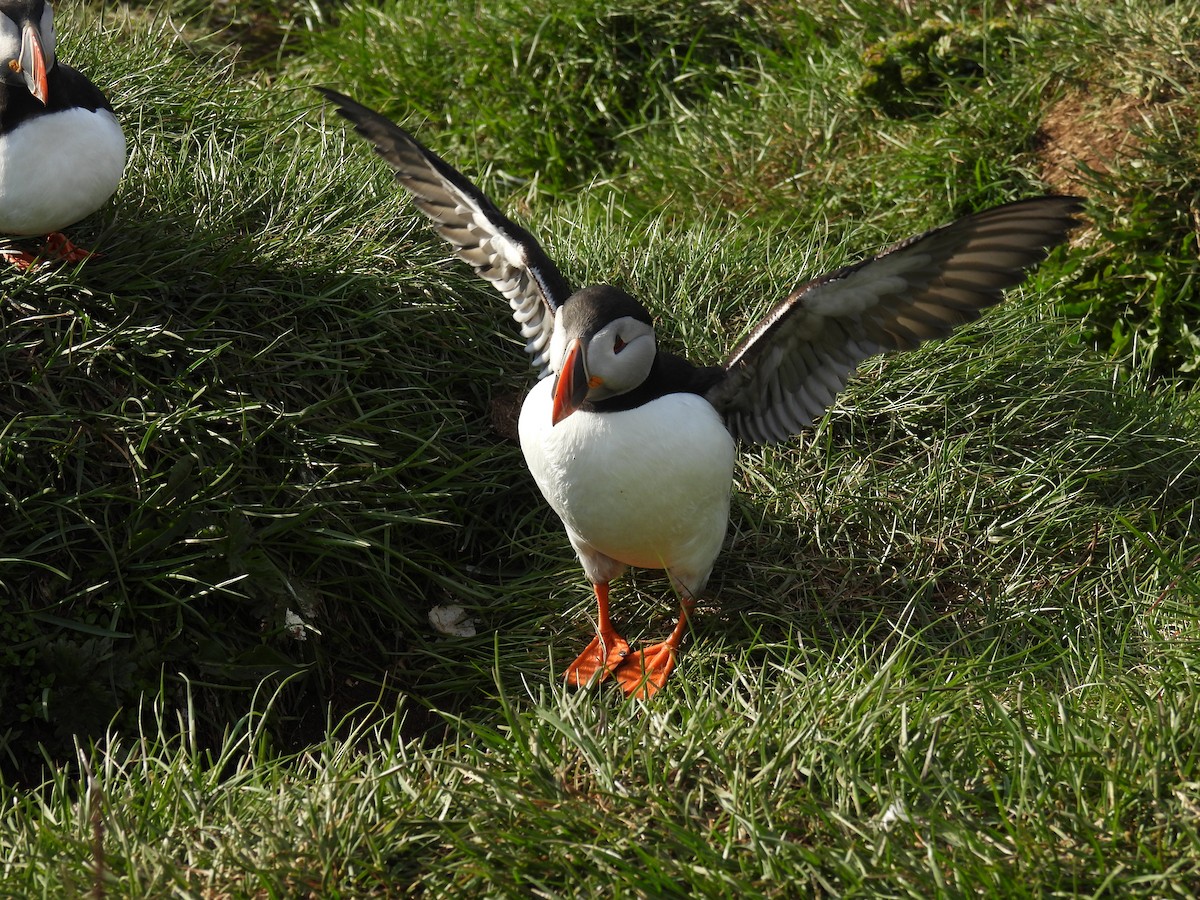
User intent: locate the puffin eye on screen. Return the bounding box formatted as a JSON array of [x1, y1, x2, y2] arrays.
[[613, 335, 627, 354]]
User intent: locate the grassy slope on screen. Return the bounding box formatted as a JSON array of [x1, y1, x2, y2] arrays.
[[2, 0, 1199, 896]]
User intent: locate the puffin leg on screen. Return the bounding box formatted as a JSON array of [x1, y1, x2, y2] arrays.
[[0, 247, 39, 270], [1, 235, 99, 270], [614, 597, 695, 700], [42, 233, 98, 263], [563, 582, 630, 687]]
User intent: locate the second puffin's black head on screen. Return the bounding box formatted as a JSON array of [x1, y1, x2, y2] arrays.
[[0, 0, 55, 104]]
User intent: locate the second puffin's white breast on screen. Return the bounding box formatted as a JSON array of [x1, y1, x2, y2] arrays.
[[518, 377, 737, 578], [0, 106, 126, 236]]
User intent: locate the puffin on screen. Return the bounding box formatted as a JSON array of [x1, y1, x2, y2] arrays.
[[318, 88, 1082, 699], [0, 0, 125, 268]]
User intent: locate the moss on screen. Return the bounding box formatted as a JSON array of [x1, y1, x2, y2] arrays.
[[857, 17, 1019, 117]]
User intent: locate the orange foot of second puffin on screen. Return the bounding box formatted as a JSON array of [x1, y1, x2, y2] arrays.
[[563, 631, 631, 687], [2, 234, 100, 270], [0, 248, 39, 270], [613, 642, 679, 699], [42, 232, 98, 263]]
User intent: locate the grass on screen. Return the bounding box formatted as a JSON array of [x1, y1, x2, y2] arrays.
[[6, 644, 1200, 895], [1, 0, 1199, 895]]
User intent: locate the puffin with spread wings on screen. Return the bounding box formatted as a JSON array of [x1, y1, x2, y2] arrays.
[[319, 88, 1082, 699]]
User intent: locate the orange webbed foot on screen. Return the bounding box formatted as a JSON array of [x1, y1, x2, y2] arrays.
[[42, 232, 98, 263], [0, 248, 39, 270], [612, 597, 694, 699], [563, 630, 631, 688], [3, 234, 101, 270], [613, 642, 678, 700]]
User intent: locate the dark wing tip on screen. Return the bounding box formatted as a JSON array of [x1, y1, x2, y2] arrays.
[[315, 86, 375, 129], [314, 86, 348, 105], [315, 86, 422, 162]]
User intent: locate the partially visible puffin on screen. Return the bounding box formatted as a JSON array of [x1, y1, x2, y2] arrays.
[[0, 0, 125, 267], [319, 88, 1082, 699]]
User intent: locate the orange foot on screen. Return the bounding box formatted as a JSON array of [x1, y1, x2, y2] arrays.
[[563, 630, 631, 687], [42, 232, 98, 263], [613, 642, 678, 700], [0, 248, 39, 270], [2, 234, 100, 270]]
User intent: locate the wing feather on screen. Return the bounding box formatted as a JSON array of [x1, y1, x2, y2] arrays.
[[708, 196, 1084, 444], [318, 88, 570, 375]]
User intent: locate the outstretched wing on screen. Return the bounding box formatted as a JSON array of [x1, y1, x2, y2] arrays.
[[706, 196, 1084, 444], [318, 88, 570, 375]]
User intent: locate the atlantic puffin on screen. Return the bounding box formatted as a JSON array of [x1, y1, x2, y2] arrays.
[[319, 88, 1082, 699], [0, 0, 125, 267]]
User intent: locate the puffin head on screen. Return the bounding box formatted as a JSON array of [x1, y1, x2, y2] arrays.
[[0, 0, 54, 105], [548, 285, 657, 425]]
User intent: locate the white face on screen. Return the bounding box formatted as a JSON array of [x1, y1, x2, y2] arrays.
[[0, 2, 55, 86], [549, 313, 656, 402], [584, 316, 656, 399]]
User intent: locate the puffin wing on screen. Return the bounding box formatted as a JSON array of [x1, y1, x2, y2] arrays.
[[706, 196, 1084, 444], [318, 88, 570, 375]]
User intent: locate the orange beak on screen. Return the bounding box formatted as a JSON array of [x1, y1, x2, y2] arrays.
[[18, 22, 49, 105], [551, 337, 598, 425]]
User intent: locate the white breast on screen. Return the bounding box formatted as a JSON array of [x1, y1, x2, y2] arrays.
[[518, 377, 737, 594], [0, 106, 125, 236]]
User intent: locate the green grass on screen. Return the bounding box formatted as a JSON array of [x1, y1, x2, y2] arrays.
[[2, 0, 1199, 895]]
